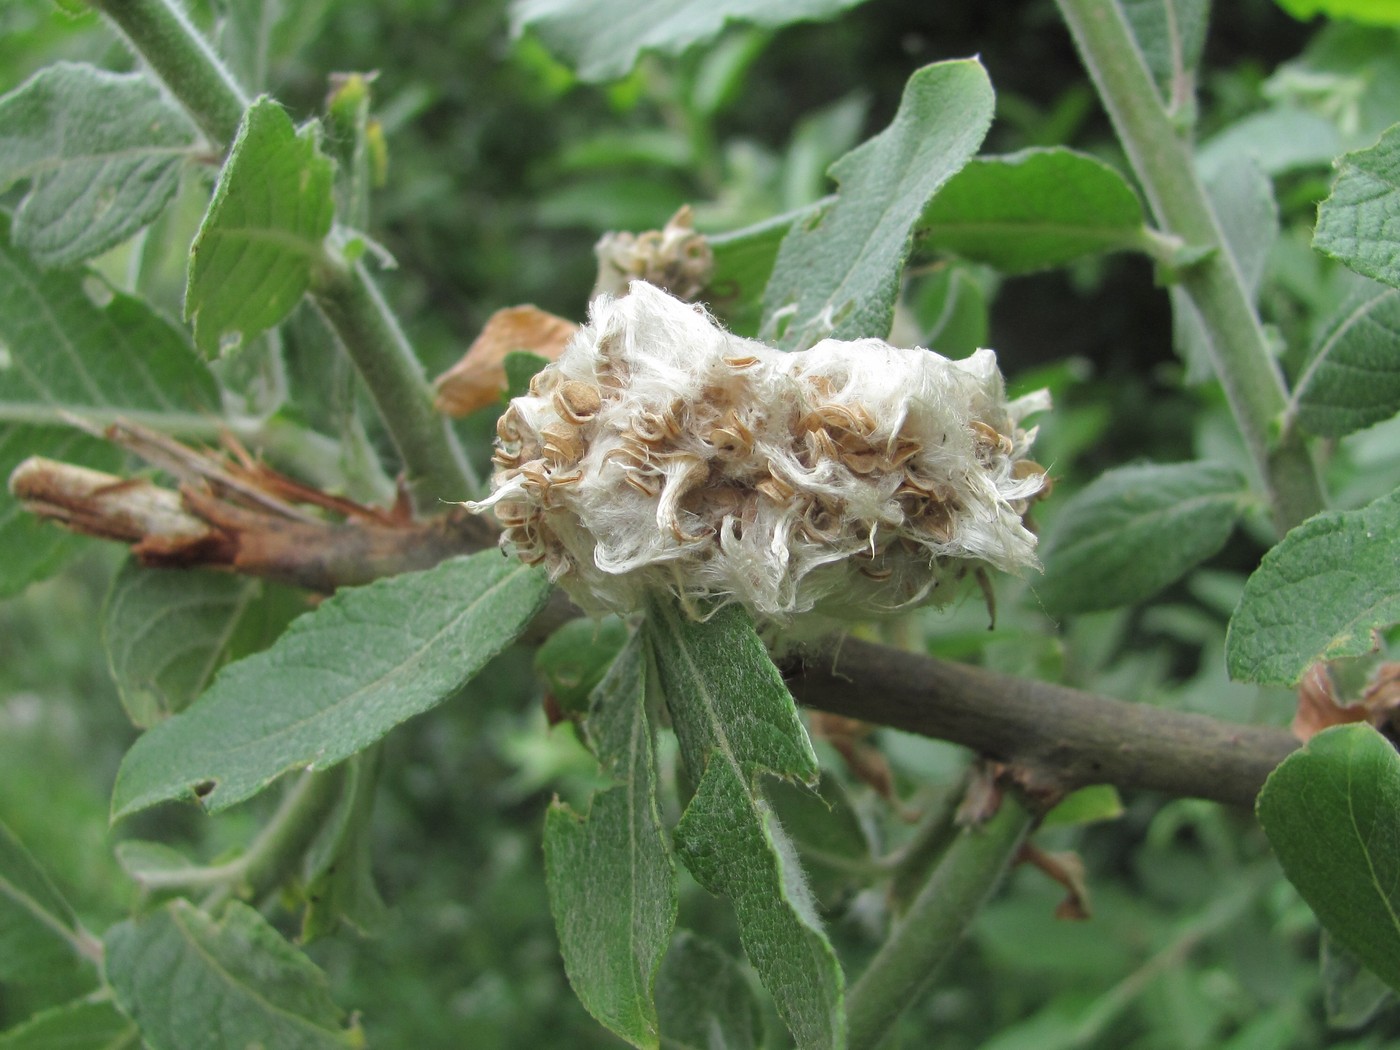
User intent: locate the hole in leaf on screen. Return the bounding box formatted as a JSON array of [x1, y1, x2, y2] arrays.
[[192, 779, 216, 799]]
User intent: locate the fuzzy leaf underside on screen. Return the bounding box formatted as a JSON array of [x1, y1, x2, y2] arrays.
[[105, 900, 358, 1050], [644, 598, 844, 1050], [760, 59, 994, 350], [0, 214, 219, 596], [1227, 488, 1400, 684], [545, 632, 677, 1049], [510, 0, 872, 81], [1037, 461, 1249, 614], [0, 62, 198, 267], [103, 563, 303, 728], [111, 552, 552, 816]]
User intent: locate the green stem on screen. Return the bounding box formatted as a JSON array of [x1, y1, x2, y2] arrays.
[[846, 792, 1034, 1050], [1053, 0, 1325, 534], [885, 775, 966, 914], [135, 768, 344, 906], [91, 0, 248, 148], [91, 0, 478, 509], [313, 263, 479, 505]]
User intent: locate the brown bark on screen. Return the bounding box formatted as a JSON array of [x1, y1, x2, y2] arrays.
[[10, 443, 1297, 808]]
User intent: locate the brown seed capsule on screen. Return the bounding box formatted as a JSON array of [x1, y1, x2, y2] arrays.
[[554, 380, 602, 424], [802, 427, 841, 466], [799, 502, 843, 544], [496, 403, 523, 444], [541, 423, 584, 466], [756, 472, 796, 503], [709, 409, 755, 461], [723, 354, 760, 369], [969, 420, 1014, 456], [839, 447, 881, 474], [885, 438, 922, 469], [624, 472, 661, 497], [493, 500, 531, 527], [631, 398, 685, 444]]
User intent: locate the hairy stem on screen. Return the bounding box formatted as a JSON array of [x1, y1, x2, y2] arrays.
[[1053, 0, 1325, 533], [91, 0, 248, 147], [846, 792, 1034, 1050], [312, 265, 479, 505], [133, 768, 345, 905], [90, 0, 477, 508]]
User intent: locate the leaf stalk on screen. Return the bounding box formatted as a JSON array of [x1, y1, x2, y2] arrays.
[[845, 791, 1034, 1050], [90, 0, 477, 508], [1053, 0, 1325, 533]]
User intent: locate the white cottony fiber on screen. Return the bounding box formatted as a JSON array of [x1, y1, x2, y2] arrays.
[[469, 282, 1050, 623]]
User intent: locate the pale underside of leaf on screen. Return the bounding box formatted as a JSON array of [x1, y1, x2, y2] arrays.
[[111, 553, 552, 817]]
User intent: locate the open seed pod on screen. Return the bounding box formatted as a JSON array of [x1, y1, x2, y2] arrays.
[[468, 282, 1050, 623]]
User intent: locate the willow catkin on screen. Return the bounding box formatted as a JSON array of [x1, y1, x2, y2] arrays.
[[468, 282, 1050, 624]]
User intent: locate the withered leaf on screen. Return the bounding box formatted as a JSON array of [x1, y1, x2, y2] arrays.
[[433, 305, 577, 417], [1293, 663, 1369, 743]]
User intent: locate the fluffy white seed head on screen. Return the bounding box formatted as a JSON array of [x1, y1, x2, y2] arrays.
[[469, 282, 1050, 623]]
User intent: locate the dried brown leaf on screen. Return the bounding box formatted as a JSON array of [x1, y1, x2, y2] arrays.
[[1292, 663, 1369, 742], [433, 305, 577, 417]]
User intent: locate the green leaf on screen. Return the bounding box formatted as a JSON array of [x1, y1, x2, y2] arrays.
[[1037, 461, 1249, 615], [0, 63, 199, 268], [1197, 107, 1346, 180], [1293, 284, 1400, 437], [1321, 931, 1395, 1029], [707, 203, 826, 337], [535, 615, 630, 714], [644, 598, 844, 1050], [655, 931, 763, 1050], [221, 0, 337, 92], [545, 632, 677, 1049], [103, 562, 304, 727], [1172, 154, 1278, 383], [186, 98, 335, 356], [765, 773, 871, 910], [1041, 785, 1125, 829], [1227, 488, 1400, 684], [761, 59, 994, 350], [917, 148, 1148, 274], [1120, 0, 1209, 107], [0, 999, 137, 1050], [1274, 0, 1400, 25], [301, 751, 386, 940], [0, 818, 90, 984], [503, 350, 552, 401], [909, 265, 988, 357], [0, 214, 220, 596], [104, 899, 360, 1049], [114, 839, 198, 887], [510, 0, 873, 82], [111, 551, 552, 817], [1315, 122, 1400, 289], [1257, 723, 1400, 993]]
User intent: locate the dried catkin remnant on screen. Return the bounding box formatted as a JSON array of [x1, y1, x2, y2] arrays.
[[467, 282, 1051, 623]]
